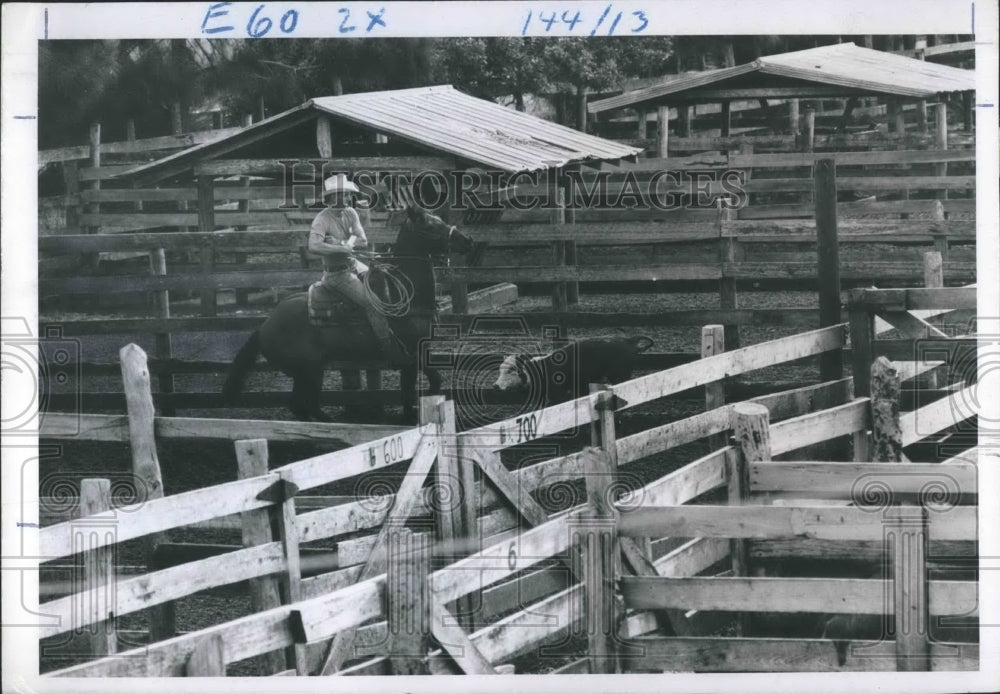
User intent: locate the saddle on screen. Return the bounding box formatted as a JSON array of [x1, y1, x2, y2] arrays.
[[307, 282, 366, 327]]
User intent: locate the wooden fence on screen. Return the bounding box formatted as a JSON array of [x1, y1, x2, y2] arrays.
[[38, 285, 979, 674]]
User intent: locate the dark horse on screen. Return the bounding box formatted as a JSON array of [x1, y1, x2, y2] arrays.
[[223, 206, 479, 422]]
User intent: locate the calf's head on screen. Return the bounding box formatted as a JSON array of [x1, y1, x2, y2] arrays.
[[494, 354, 531, 391]]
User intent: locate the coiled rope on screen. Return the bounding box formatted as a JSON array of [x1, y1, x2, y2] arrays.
[[355, 252, 414, 317]]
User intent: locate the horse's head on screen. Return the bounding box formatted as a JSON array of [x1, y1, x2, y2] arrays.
[[397, 205, 477, 259]]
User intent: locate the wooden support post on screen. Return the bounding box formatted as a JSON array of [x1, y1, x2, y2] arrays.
[[870, 357, 903, 463], [565, 240, 579, 305], [731, 403, 768, 635], [720, 101, 732, 137], [962, 91, 974, 132], [915, 49, 929, 134], [702, 325, 727, 451], [62, 161, 80, 231], [386, 528, 432, 675], [889, 505, 930, 670], [577, 448, 620, 674], [802, 107, 816, 153], [932, 103, 949, 200], [79, 478, 116, 656], [119, 344, 174, 640], [272, 468, 307, 674], [185, 633, 226, 676], [849, 294, 876, 399], [196, 176, 217, 317], [717, 198, 740, 351], [814, 159, 843, 383], [893, 104, 907, 137], [656, 105, 670, 158], [635, 108, 647, 141], [431, 399, 476, 627], [788, 99, 800, 136], [148, 249, 173, 416], [234, 439, 286, 674], [87, 121, 101, 228], [678, 105, 693, 138], [550, 185, 568, 311], [82, 122, 102, 272], [923, 251, 944, 289]]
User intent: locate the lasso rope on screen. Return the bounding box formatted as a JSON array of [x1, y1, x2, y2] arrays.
[[354, 252, 414, 317]]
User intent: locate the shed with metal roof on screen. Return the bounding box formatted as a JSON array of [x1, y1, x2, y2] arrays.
[[588, 43, 975, 115], [120, 85, 642, 185]]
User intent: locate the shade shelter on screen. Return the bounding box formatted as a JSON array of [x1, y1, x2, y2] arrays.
[[588, 43, 975, 153]]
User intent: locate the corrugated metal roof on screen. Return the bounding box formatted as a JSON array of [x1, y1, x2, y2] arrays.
[[590, 43, 975, 113], [311, 85, 640, 172], [120, 86, 640, 182]]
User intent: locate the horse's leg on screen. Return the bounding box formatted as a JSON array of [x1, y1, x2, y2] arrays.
[[290, 370, 314, 422], [400, 364, 418, 424], [425, 367, 442, 394], [291, 363, 330, 422]]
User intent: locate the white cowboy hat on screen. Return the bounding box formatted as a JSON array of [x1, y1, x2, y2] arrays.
[[323, 173, 360, 197]]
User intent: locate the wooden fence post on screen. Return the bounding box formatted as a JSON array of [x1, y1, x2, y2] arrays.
[[79, 478, 116, 656], [433, 398, 477, 627], [119, 343, 174, 640], [888, 504, 930, 670], [915, 49, 929, 134], [234, 439, 286, 674], [702, 325, 727, 451], [788, 99, 800, 136], [720, 100, 732, 137], [270, 468, 307, 674], [148, 248, 174, 416], [656, 106, 670, 158], [635, 108, 647, 141], [848, 291, 876, 399], [185, 633, 226, 676], [577, 447, 620, 674], [550, 185, 568, 311], [386, 527, 432, 675], [932, 103, 949, 201], [717, 198, 741, 352], [870, 356, 903, 463], [731, 402, 769, 636], [678, 105, 693, 138], [802, 106, 816, 154], [62, 160, 81, 231], [962, 91, 974, 132], [83, 122, 102, 272], [814, 158, 843, 383], [565, 171, 579, 305], [197, 175, 217, 317]]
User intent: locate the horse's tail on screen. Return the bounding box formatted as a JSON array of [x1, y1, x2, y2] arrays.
[[223, 330, 261, 404], [628, 335, 655, 353]]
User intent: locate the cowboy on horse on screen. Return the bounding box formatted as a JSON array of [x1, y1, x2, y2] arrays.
[[307, 173, 410, 365]]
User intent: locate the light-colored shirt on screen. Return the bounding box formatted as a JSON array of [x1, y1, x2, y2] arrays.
[[310, 207, 366, 273]]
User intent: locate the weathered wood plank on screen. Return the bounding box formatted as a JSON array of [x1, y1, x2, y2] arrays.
[[620, 576, 977, 616], [51, 575, 383, 677], [769, 399, 869, 456], [619, 636, 978, 672], [750, 461, 977, 497], [616, 504, 976, 542]]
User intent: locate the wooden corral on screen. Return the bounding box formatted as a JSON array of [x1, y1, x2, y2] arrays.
[[38, 140, 975, 417], [37, 281, 980, 674]]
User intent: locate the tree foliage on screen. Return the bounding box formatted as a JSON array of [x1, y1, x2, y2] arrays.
[[39, 36, 676, 146]]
